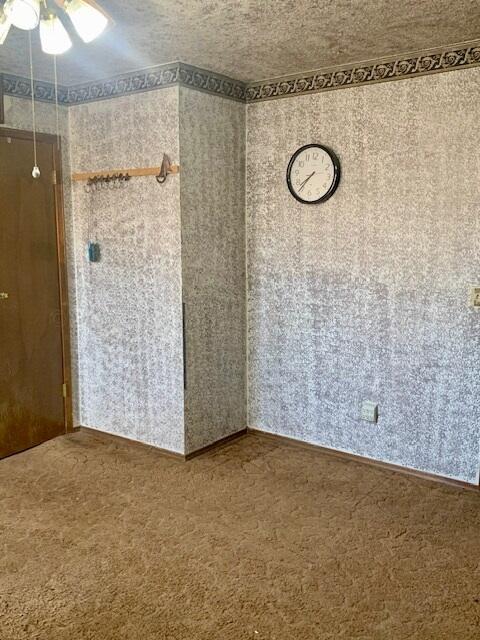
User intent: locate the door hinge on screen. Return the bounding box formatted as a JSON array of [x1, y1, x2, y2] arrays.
[[62, 383, 68, 398], [52, 170, 58, 185]]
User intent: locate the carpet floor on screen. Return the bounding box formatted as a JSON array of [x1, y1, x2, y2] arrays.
[[0, 429, 479, 640]]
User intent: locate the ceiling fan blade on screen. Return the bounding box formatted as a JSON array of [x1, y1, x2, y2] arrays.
[[53, 0, 114, 27]]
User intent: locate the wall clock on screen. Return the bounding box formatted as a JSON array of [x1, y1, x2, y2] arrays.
[[286, 143, 340, 204]]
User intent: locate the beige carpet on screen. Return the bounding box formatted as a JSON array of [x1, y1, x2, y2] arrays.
[[0, 429, 479, 640]]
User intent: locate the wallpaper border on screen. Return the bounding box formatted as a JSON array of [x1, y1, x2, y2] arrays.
[[2, 62, 247, 105], [66, 62, 179, 104], [2, 41, 479, 106], [246, 41, 480, 102], [3, 72, 69, 104]]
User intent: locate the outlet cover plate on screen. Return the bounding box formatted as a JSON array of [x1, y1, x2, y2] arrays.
[[469, 285, 480, 308], [361, 401, 378, 423]]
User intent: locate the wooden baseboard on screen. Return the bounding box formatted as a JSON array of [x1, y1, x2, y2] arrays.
[[185, 428, 248, 460], [75, 426, 185, 460], [73, 426, 478, 491], [75, 426, 247, 462], [247, 428, 480, 492]]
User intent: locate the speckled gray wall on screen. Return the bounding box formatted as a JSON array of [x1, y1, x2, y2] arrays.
[[68, 88, 185, 453], [5, 65, 479, 476], [1, 96, 80, 425], [246, 67, 480, 484], [179, 87, 246, 453]]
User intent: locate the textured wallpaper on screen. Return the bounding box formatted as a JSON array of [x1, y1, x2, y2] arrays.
[[246, 67, 480, 484], [68, 88, 185, 452], [5, 86, 246, 455], [179, 88, 246, 453], [1, 97, 80, 425], [5, 66, 480, 480]]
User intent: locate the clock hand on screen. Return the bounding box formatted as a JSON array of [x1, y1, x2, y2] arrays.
[[298, 171, 315, 192]]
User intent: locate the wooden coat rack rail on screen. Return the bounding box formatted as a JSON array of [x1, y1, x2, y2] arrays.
[[71, 164, 180, 182]]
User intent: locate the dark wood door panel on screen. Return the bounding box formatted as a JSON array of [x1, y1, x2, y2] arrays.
[[0, 132, 67, 458]]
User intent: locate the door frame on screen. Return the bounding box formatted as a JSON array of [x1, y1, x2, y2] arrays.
[[0, 127, 73, 434]]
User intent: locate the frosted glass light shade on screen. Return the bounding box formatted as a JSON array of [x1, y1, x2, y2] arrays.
[[40, 15, 72, 55], [0, 11, 12, 44], [64, 0, 107, 43], [4, 0, 40, 31]]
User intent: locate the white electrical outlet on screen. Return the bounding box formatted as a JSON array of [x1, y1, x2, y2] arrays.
[[361, 401, 378, 423], [469, 286, 480, 309]]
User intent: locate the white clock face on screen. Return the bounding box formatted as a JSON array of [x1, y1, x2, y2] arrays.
[[287, 145, 340, 204]]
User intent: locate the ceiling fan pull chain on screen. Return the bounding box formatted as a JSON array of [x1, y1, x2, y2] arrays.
[[54, 53, 60, 150], [28, 30, 40, 179]]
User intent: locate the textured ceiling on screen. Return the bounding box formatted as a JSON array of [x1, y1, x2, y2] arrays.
[[0, 0, 479, 84]]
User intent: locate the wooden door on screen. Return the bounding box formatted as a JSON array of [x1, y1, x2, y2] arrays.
[[0, 129, 71, 458]]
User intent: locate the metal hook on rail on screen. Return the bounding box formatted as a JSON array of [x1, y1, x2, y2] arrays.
[[156, 154, 171, 184]]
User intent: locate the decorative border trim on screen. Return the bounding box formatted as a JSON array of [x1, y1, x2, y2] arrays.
[[2, 62, 246, 106], [246, 41, 480, 102], [178, 63, 246, 102], [2, 41, 479, 107], [66, 62, 180, 104], [3, 72, 69, 104]]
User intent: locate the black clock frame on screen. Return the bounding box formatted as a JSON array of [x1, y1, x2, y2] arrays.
[[286, 143, 341, 204]]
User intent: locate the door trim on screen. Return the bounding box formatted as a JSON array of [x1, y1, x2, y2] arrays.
[[0, 127, 73, 434]]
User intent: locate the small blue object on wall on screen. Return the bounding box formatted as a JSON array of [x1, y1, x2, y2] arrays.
[[87, 241, 101, 263]]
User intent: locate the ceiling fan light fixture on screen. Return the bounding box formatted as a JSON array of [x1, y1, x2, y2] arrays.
[[40, 13, 72, 55], [64, 0, 108, 43], [0, 9, 12, 44], [3, 0, 40, 31]]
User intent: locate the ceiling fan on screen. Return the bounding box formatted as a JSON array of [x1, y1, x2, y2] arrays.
[[0, 0, 112, 54]]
